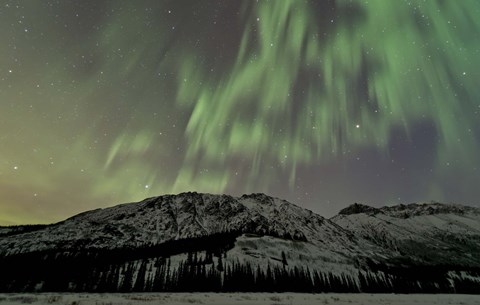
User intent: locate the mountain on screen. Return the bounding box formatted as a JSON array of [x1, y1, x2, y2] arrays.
[[0, 193, 479, 293], [332, 202, 480, 267]]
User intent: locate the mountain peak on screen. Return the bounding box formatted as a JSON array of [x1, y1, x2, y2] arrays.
[[379, 202, 476, 218], [338, 203, 380, 215], [240, 193, 276, 204]]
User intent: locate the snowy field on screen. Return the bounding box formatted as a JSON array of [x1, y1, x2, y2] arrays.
[[0, 293, 479, 305]]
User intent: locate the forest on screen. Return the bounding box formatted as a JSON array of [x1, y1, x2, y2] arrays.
[[1, 231, 479, 293]]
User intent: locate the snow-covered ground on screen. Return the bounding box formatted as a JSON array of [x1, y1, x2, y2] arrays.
[[0, 293, 479, 305]]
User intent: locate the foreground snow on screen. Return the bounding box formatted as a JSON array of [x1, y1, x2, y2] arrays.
[[0, 293, 479, 305]]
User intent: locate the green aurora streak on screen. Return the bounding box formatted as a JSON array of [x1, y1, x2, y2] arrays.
[[176, 0, 480, 191], [0, 0, 479, 224]]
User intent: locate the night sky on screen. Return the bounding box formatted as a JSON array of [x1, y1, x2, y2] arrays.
[[1, 0, 480, 225]]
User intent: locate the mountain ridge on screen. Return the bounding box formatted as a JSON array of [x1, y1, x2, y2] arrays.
[[0, 192, 352, 254], [337, 201, 479, 218], [1, 192, 479, 293], [3, 192, 477, 228]]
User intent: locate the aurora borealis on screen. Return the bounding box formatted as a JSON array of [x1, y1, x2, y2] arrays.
[[1, 0, 480, 225]]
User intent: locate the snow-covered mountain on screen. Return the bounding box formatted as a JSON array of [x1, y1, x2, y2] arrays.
[[0, 193, 362, 257], [332, 202, 480, 267], [1, 193, 479, 293]]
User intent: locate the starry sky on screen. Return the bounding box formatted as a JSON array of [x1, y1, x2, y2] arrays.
[[1, 0, 480, 225]]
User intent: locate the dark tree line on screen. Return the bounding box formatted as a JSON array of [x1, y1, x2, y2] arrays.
[[1, 231, 480, 293]]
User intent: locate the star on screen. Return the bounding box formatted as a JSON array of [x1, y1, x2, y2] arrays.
[[1, 0, 480, 226]]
